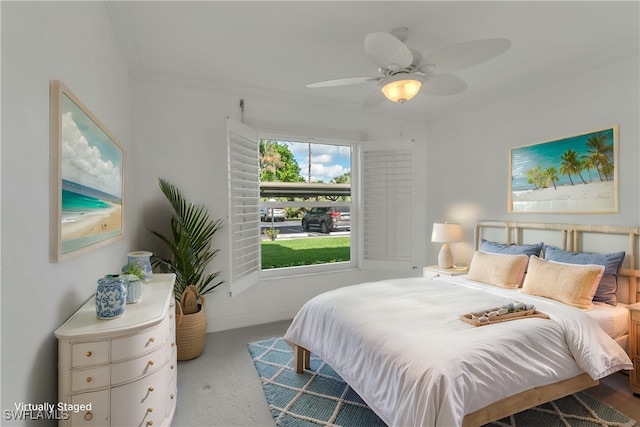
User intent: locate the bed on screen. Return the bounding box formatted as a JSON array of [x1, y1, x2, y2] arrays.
[[283, 221, 640, 426]]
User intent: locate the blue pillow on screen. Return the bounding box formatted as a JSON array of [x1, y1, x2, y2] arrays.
[[543, 245, 625, 306], [480, 239, 543, 257]]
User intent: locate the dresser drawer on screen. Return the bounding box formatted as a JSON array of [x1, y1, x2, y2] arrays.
[[72, 341, 110, 368], [631, 358, 640, 394], [168, 308, 176, 337], [111, 367, 166, 427], [111, 344, 166, 385], [111, 318, 167, 361], [166, 354, 177, 418], [631, 316, 640, 358], [631, 310, 640, 323], [69, 389, 109, 426], [423, 269, 441, 280], [71, 366, 110, 392]]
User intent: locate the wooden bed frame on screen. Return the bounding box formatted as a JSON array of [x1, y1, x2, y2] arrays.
[[292, 221, 640, 427]]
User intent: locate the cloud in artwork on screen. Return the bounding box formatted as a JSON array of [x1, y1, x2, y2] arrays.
[[61, 111, 122, 197]]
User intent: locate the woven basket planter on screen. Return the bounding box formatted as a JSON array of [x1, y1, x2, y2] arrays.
[[175, 291, 207, 361]]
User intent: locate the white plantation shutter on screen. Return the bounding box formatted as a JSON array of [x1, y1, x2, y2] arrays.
[[361, 146, 413, 270], [227, 117, 261, 296]]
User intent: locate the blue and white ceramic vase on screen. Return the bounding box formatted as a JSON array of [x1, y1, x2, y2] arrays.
[[95, 276, 127, 319], [127, 251, 153, 280], [121, 274, 143, 304]]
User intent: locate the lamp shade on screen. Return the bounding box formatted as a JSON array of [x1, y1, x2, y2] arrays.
[[431, 222, 463, 243], [381, 75, 423, 103]]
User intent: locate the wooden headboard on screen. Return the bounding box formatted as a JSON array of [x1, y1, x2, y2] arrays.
[[474, 221, 640, 304]]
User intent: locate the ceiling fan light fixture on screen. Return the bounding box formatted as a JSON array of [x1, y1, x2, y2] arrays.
[[381, 75, 422, 103]]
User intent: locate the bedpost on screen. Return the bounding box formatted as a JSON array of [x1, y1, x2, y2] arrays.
[[474, 224, 480, 250], [629, 232, 638, 302], [294, 345, 310, 373]]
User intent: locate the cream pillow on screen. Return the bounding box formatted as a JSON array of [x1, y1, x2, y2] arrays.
[[521, 255, 604, 310], [467, 251, 529, 289]]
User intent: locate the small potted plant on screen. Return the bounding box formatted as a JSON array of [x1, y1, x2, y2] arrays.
[[120, 262, 146, 304]]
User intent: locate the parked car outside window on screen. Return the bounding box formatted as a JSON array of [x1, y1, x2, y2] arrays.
[[261, 199, 286, 222], [301, 207, 350, 233], [261, 207, 286, 222]]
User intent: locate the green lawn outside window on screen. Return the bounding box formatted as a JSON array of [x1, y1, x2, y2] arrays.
[[261, 237, 350, 269]]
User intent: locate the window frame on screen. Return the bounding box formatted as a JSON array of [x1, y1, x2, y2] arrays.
[[227, 118, 417, 296], [258, 136, 358, 280]]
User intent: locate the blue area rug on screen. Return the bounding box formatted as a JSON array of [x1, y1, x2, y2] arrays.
[[248, 338, 636, 427]]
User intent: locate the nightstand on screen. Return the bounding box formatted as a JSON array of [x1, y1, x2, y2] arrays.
[[423, 265, 469, 280], [629, 303, 640, 395]]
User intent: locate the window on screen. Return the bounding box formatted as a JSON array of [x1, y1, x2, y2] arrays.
[[259, 138, 354, 273], [227, 118, 415, 296]]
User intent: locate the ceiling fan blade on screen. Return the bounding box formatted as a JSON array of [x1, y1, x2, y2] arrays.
[[306, 76, 379, 88], [364, 32, 413, 70], [421, 74, 467, 96], [422, 38, 511, 74], [363, 90, 387, 109]]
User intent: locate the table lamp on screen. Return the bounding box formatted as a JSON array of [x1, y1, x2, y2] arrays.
[[431, 222, 463, 268]]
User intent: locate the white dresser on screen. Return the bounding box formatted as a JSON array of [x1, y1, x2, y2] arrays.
[[55, 274, 177, 427]]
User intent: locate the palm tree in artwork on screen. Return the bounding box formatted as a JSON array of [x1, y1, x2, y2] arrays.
[[585, 132, 614, 181], [526, 166, 543, 190], [559, 149, 587, 185], [544, 166, 559, 190], [581, 155, 596, 183]]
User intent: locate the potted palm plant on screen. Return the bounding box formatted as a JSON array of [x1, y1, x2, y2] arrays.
[[149, 178, 224, 360]]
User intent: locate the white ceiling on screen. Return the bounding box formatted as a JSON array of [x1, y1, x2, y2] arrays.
[[106, 1, 639, 121]]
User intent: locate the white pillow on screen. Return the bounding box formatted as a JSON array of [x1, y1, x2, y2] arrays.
[[467, 251, 529, 289], [521, 255, 604, 310]]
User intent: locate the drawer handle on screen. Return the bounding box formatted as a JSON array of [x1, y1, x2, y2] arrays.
[[148, 360, 155, 366], [148, 337, 155, 343], [148, 387, 154, 392], [147, 407, 153, 413], [170, 365, 174, 370], [170, 394, 174, 400], [146, 421, 153, 426], [84, 411, 93, 421], [86, 376, 93, 383], [171, 342, 175, 347], [86, 351, 92, 357]]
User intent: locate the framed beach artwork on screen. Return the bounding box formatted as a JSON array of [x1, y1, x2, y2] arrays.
[[509, 126, 618, 214], [50, 80, 125, 261]]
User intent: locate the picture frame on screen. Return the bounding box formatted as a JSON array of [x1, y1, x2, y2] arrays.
[[50, 80, 125, 261], [509, 126, 618, 214]]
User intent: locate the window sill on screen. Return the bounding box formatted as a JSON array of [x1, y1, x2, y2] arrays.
[[260, 263, 359, 281]]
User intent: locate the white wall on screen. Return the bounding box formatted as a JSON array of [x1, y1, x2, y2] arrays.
[[131, 77, 428, 332], [1, 2, 133, 419], [425, 55, 640, 264]]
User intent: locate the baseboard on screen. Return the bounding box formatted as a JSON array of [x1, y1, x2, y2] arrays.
[[206, 307, 294, 332]]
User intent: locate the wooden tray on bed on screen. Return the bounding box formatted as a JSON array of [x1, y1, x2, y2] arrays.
[[460, 309, 550, 327]]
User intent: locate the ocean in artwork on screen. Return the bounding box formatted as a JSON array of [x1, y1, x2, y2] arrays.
[[510, 128, 616, 212], [511, 128, 615, 192], [60, 180, 122, 252], [61, 179, 120, 223]]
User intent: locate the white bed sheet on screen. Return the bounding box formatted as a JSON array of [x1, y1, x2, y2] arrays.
[[587, 302, 629, 340], [445, 276, 630, 339], [284, 276, 632, 427]]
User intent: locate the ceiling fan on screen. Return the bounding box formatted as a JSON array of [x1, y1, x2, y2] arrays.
[[306, 27, 511, 108]]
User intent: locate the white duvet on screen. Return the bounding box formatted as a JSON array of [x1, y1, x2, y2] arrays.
[[284, 276, 632, 427]]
